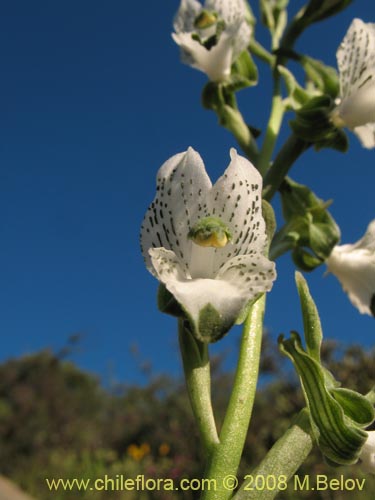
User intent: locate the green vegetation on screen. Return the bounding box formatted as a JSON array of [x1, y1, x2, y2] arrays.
[[0, 337, 374, 499]]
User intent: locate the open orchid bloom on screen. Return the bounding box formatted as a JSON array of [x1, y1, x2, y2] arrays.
[[172, 0, 252, 82], [140, 148, 276, 342], [360, 431, 375, 474], [326, 220, 375, 316], [331, 18, 375, 149]]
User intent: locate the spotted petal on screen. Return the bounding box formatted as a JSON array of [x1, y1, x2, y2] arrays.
[[140, 148, 212, 275], [326, 220, 375, 316], [337, 19, 375, 99], [173, 0, 202, 33], [149, 247, 275, 342], [207, 148, 266, 274], [334, 18, 375, 144]]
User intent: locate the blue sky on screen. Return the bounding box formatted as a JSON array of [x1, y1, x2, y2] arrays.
[[0, 1, 374, 385]]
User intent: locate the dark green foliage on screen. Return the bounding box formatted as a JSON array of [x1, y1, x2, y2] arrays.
[[0, 338, 374, 499]]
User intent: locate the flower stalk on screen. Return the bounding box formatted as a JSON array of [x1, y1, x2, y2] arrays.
[[179, 319, 220, 455], [201, 295, 266, 500]]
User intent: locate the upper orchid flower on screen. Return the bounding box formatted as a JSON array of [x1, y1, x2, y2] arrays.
[[172, 0, 252, 82], [326, 220, 375, 316], [331, 18, 375, 149], [360, 431, 375, 474], [140, 148, 276, 342]]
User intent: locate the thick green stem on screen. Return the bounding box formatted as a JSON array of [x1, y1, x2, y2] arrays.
[[233, 409, 313, 500], [179, 320, 220, 455], [201, 296, 266, 500], [262, 135, 310, 202]]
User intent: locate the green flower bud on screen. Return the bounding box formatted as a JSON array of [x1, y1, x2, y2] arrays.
[[299, 0, 353, 26], [300, 56, 340, 99], [273, 177, 341, 271], [290, 95, 349, 152]]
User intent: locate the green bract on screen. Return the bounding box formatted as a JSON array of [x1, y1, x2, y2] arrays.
[[279, 274, 374, 465]]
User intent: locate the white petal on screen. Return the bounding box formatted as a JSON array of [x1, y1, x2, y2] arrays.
[[337, 19, 375, 99], [353, 219, 375, 252], [173, 0, 202, 33], [172, 31, 234, 81], [353, 122, 375, 149], [140, 148, 212, 274], [326, 220, 375, 316], [360, 431, 375, 474], [149, 247, 276, 341], [206, 149, 267, 273], [206, 0, 247, 25], [149, 247, 187, 282], [335, 80, 375, 129], [217, 253, 276, 296]]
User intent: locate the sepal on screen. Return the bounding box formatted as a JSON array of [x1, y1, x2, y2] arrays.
[[157, 284, 184, 318], [290, 95, 349, 152]]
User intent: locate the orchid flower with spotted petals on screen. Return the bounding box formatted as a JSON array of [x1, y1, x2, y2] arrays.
[[360, 431, 375, 474], [326, 220, 375, 316], [140, 148, 276, 342], [172, 0, 252, 82], [331, 19, 375, 149]]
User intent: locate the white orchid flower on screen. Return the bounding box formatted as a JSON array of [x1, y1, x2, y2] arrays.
[[360, 431, 375, 474], [331, 18, 375, 149], [326, 220, 375, 316], [172, 0, 252, 82], [140, 148, 276, 342]]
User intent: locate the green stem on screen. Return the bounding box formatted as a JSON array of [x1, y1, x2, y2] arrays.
[[212, 86, 259, 164], [257, 76, 285, 178], [262, 134, 310, 202], [248, 39, 275, 65], [201, 295, 266, 500], [179, 320, 220, 455], [233, 409, 313, 500]]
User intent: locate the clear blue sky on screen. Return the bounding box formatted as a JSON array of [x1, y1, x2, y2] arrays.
[[0, 1, 374, 385]]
